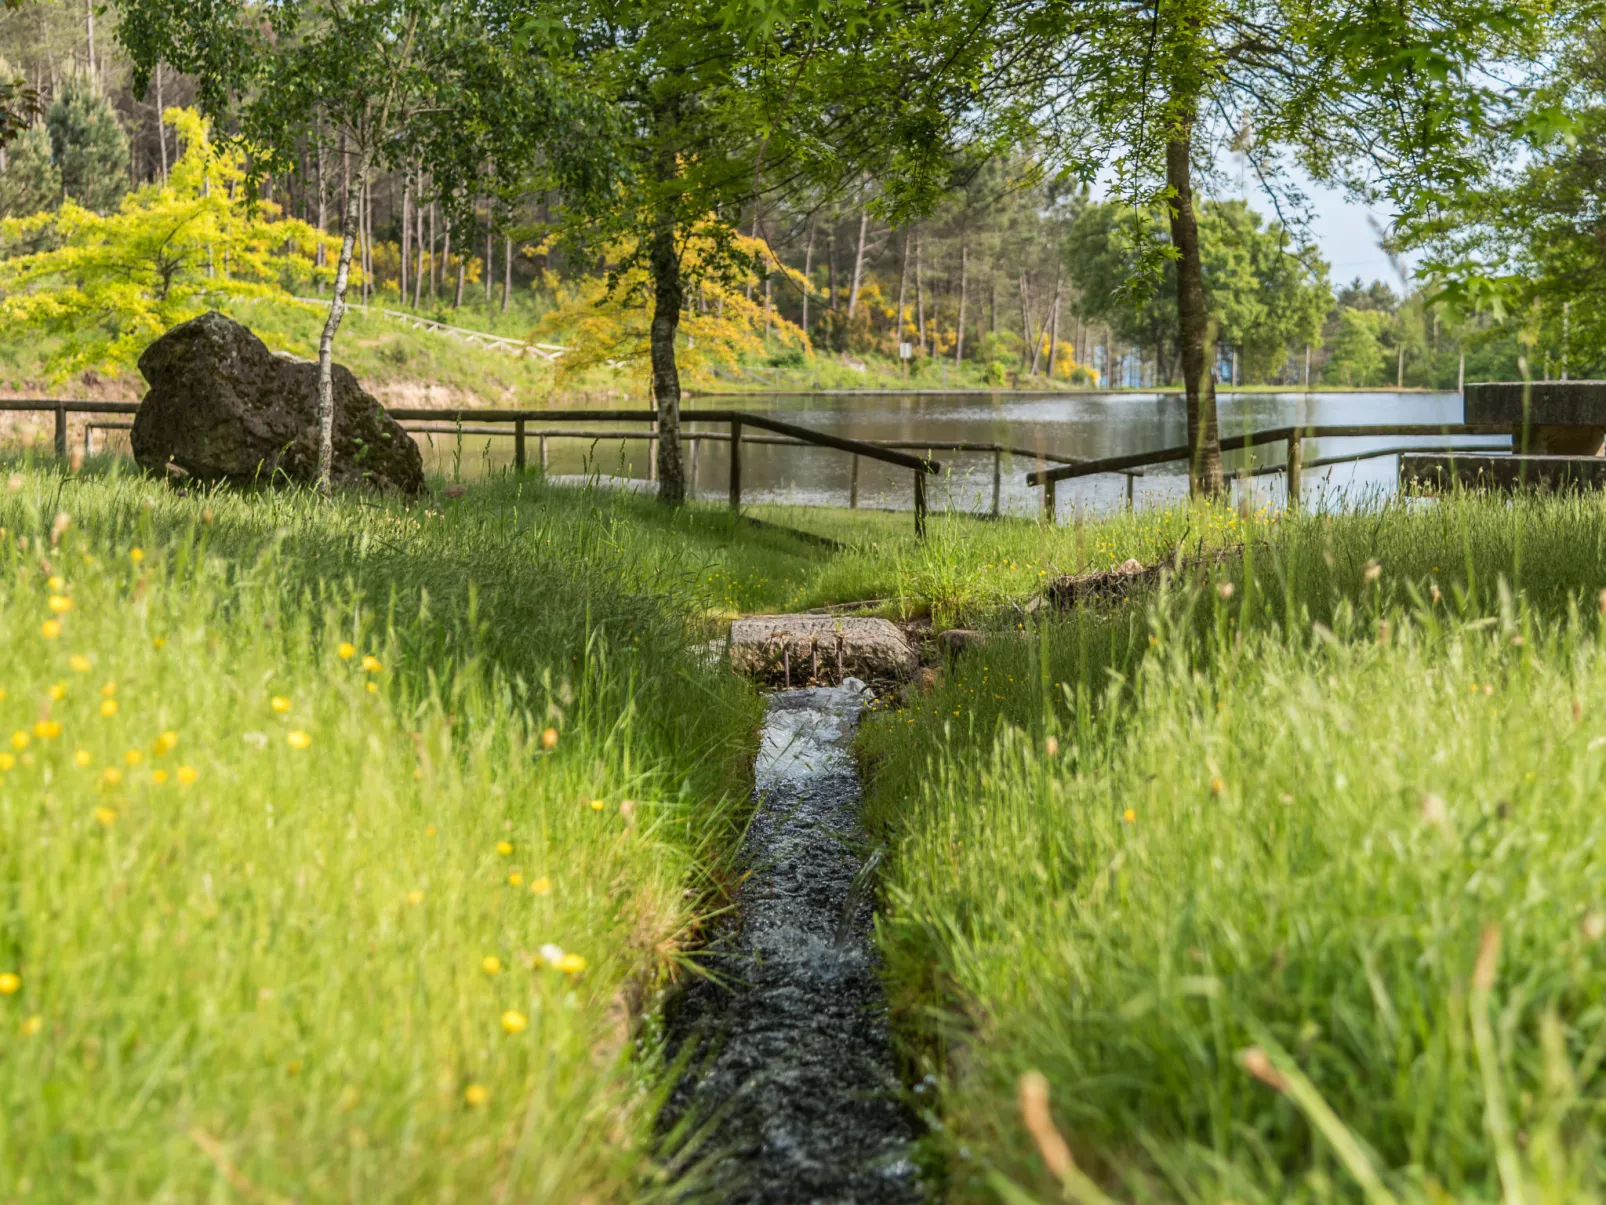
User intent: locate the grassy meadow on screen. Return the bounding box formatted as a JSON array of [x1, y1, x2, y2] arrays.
[[861, 493, 1606, 1204], [0, 460, 804, 1201]]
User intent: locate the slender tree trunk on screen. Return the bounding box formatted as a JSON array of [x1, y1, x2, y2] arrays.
[[915, 232, 926, 356], [1019, 273, 1035, 370], [1034, 267, 1061, 377], [412, 170, 425, 308], [648, 155, 686, 505], [400, 175, 410, 304], [954, 237, 968, 366], [826, 224, 837, 310], [317, 153, 365, 494], [895, 228, 910, 344], [429, 200, 438, 298], [440, 224, 450, 302], [501, 234, 512, 313], [847, 206, 868, 317], [454, 252, 465, 308], [483, 203, 492, 301], [84, 0, 95, 80], [1046, 284, 1062, 380], [1165, 95, 1223, 496], [154, 64, 168, 183], [801, 213, 815, 336]]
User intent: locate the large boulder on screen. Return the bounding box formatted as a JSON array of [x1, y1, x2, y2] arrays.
[[130, 311, 424, 493]]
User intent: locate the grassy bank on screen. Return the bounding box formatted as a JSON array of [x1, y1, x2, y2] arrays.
[[0, 463, 791, 1201], [862, 494, 1606, 1203]]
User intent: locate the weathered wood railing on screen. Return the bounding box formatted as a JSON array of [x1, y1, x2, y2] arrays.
[[1024, 423, 1516, 515]]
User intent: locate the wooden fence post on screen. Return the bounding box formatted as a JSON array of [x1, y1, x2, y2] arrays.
[[991, 447, 1002, 517], [849, 455, 860, 508], [1043, 477, 1056, 523], [539, 434, 548, 471], [1125, 472, 1135, 511], [689, 434, 701, 492], [729, 420, 742, 511], [647, 418, 657, 483], [514, 417, 526, 472], [1285, 430, 1303, 512], [913, 470, 927, 539], [54, 404, 67, 460]]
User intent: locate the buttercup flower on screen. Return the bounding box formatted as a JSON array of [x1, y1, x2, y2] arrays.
[[270, 696, 291, 714], [68, 655, 90, 673], [19, 1015, 41, 1036], [10, 732, 27, 750], [529, 877, 552, 896], [286, 730, 311, 750], [501, 1010, 528, 1035], [540, 727, 559, 751], [124, 749, 142, 766], [129, 548, 144, 564], [48, 682, 66, 700], [40, 620, 60, 640], [0, 754, 15, 771], [557, 953, 587, 975], [94, 805, 118, 826], [463, 1084, 488, 1107], [496, 841, 513, 857], [337, 642, 356, 660], [151, 769, 169, 785], [0, 972, 19, 994], [361, 655, 382, 673], [32, 721, 60, 740], [154, 731, 178, 755], [406, 890, 424, 905], [47, 595, 72, 615], [481, 956, 502, 975], [100, 699, 117, 717], [99, 681, 116, 697], [71, 750, 88, 768], [508, 873, 523, 887], [101, 767, 122, 786], [176, 765, 197, 786]]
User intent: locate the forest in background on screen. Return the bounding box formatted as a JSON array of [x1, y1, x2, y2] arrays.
[[0, 0, 1561, 398]]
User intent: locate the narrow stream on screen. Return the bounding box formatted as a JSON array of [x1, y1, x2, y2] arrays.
[[664, 682, 920, 1203]]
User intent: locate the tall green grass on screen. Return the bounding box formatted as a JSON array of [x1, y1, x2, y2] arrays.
[[0, 461, 772, 1201], [864, 493, 1606, 1204]]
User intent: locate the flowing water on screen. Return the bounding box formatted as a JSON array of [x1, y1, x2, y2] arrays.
[[419, 388, 1492, 515], [662, 682, 919, 1204]]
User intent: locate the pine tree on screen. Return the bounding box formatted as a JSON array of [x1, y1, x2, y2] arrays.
[[0, 120, 59, 217], [46, 72, 129, 213]]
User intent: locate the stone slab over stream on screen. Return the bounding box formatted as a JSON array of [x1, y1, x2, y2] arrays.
[[663, 682, 919, 1203], [728, 616, 917, 685]]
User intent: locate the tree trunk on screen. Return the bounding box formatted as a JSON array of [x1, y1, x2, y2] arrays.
[[154, 63, 168, 184], [847, 206, 868, 317], [801, 213, 815, 336], [954, 237, 968, 366], [84, 0, 95, 80], [441, 224, 450, 302], [1045, 286, 1062, 379], [317, 153, 364, 494], [454, 254, 465, 308], [412, 170, 425, 308], [648, 171, 686, 505], [1019, 272, 1036, 371], [484, 203, 492, 301], [895, 228, 910, 345], [915, 232, 926, 356], [501, 235, 512, 313], [826, 224, 837, 310], [1165, 97, 1223, 496], [400, 175, 410, 304], [429, 200, 438, 298]]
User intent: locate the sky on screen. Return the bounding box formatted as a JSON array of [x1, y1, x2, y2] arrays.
[[1292, 175, 1412, 294]]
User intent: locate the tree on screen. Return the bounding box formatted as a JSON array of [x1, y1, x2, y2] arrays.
[[967, 0, 1570, 493], [0, 108, 334, 379], [47, 72, 130, 213], [117, 0, 599, 493], [1323, 307, 1388, 386], [0, 119, 59, 217]]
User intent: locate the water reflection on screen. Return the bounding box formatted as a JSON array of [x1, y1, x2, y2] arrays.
[[416, 389, 1492, 516]]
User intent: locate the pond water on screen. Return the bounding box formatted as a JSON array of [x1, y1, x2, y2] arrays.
[[408, 388, 1501, 516]]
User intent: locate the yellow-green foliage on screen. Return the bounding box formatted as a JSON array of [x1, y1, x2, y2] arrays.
[[537, 225, 809, 389], [0, 463, 762, 1201], [0, 109, 339, 381]]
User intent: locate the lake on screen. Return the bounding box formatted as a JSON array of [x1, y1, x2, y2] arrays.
[[414, 389, 1501, 516]]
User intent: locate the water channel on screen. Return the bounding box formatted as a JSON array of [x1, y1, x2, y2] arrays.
[[415, 388, 1491, 515]]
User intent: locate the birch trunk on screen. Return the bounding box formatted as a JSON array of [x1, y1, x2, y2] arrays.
[[954, 238, 968, 366], [915, 233, 926, 356], [501, 234, 511, 312], [316, 154, 364, 494], [846, 207, 868, 317], [894, 228, 910, 345], [801, 213, 815, 335]]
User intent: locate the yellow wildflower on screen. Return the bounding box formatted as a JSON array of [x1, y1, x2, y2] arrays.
[[366, 682, 379, 694], [406, 890, 424, 905], [481, 956, 502, 976], [9, 731, 27, 750], [124, 749, 143, 766], [48, 682, 66, 701], [99, 699, 117, 717], [500, 1010, 528, 1035], [40, 620, 60, 640], [71, 750, 88, 768], [152, 637, 167, 650], [46, 575, 63, 590], [1123, 809, 1137, 824], [270, 696, 291, 714], [101, 767, 122, 786], [557, 953, 587, 975], [496, 841, 513, 857], [129, 548, 144, 564], [99, 681, 116, 697], [337, 642, 356, 660], [68, 655, 90, 673], [47, 595, 72, 615], [588, 799, 605, 812], [154, 731, 178, 755], [530, 877, 552, 896], [20, 1014, 41, 1036], [286, 730, 311, 750], [361, 655, 382, 673], [507, 873, 523, 887], [463, 1083, 488, 1107], [32, 721, 60, 740], [540, 727, 559, 751], [151, 769, 168, 785], [93, 805, 118, 826], [176, 765, 198, 785], [0, 972, 19, 994]]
